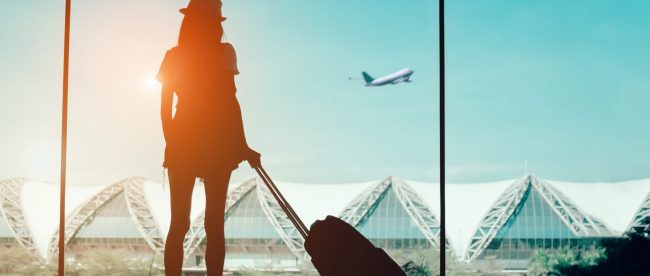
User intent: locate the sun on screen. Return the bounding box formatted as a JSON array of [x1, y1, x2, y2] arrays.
[[145, 75, 160, 91]]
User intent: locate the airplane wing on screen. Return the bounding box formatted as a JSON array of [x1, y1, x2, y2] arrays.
[[391, 78, 410, 84]]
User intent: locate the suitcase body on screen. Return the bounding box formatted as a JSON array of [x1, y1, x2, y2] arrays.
[[306, 215, 405, 276], [254, 167, 405, 276]]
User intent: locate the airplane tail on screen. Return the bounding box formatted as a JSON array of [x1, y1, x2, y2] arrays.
[[361, 72, 374, 84]]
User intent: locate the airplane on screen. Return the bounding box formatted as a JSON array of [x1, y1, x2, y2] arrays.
[[361, 67, 414, 87]]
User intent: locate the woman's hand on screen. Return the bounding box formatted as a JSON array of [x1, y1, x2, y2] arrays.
[[245, 147, 261, 168]]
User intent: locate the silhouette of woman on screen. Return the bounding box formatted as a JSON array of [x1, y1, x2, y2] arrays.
[[156, 0, 260, 275]]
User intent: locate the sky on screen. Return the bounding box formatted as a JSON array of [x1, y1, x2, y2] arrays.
[[1, 0, 649, 187]]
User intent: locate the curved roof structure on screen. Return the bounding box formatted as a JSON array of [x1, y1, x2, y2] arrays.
[[47, 177, 168, 259], [0, 173, 648, 267], [407, 178, 517, 257], [182, 176, 440, 268], [183, 177, 371, 264], [339, 176, 441, 249], [545, 178, 650, 235], [12, 178, 104, 258], [465, 175, 619, 261], [0, 178, 37, 255], [628, 191, 650, 233]]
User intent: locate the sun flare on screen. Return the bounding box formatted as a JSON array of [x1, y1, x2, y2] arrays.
[[145, 75, 160, 91]]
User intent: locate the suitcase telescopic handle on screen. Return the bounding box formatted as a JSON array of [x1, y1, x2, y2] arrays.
[[255, 166, 309, 239]]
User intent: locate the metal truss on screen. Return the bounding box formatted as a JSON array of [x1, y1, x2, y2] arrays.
[[465, 175, 615, 261], [339, 176, 442, 249], [47, 177, 140, 260], [183, 178, 257, 260], [255, 178, 308, 260], [530, 176, 613, 236], [465, 176, 532, 261], [627, 191, 650, 234], [391, 177, 441, 248], [124, 178, 165, 253], [339, 177, 393, 227], [0, 178, 38, 256]]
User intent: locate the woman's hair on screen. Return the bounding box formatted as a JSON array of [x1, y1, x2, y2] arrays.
[[178, 15, 224, 48]]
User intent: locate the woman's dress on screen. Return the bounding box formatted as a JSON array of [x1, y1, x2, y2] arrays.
[[157, 43, 247, 177]]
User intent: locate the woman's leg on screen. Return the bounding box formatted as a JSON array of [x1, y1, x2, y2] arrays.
[[203, 170, 232, 276], [164, 169, 196, 276]]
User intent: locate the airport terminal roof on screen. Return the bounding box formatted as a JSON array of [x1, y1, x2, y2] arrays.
[[1, 174, 649, 259]]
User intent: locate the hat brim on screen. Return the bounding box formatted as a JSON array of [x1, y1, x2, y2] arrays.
[[179, 8, 227, 21]]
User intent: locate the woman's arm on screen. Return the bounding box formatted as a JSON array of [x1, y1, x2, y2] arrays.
[[231, 96, 261, 168], [226, 73, 261, 168], [160, 85, 174, 143]]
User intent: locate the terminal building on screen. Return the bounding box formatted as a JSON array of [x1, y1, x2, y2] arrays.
[[0, 174, 649, 272]]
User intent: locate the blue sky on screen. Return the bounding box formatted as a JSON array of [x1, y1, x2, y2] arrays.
[[0, 1, 649, 185], [446, 0, 650, 182]]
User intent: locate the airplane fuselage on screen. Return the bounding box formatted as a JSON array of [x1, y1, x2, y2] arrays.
[[366, 68, 414, 86]]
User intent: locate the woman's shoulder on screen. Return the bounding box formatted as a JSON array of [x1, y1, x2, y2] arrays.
[[220, 43, 234, 49], [218, 43, 235, 53], [157, 47, 182, 84], [165, 46, 181, 57], [216, 43, 233, 57], [160, 47, 182, 65], [219, 43, 238, 70]]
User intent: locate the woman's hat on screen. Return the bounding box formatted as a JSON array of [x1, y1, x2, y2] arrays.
[[179, 0, 227, 22]]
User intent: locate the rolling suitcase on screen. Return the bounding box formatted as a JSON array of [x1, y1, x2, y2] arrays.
[[254, 167, 405, 276]]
